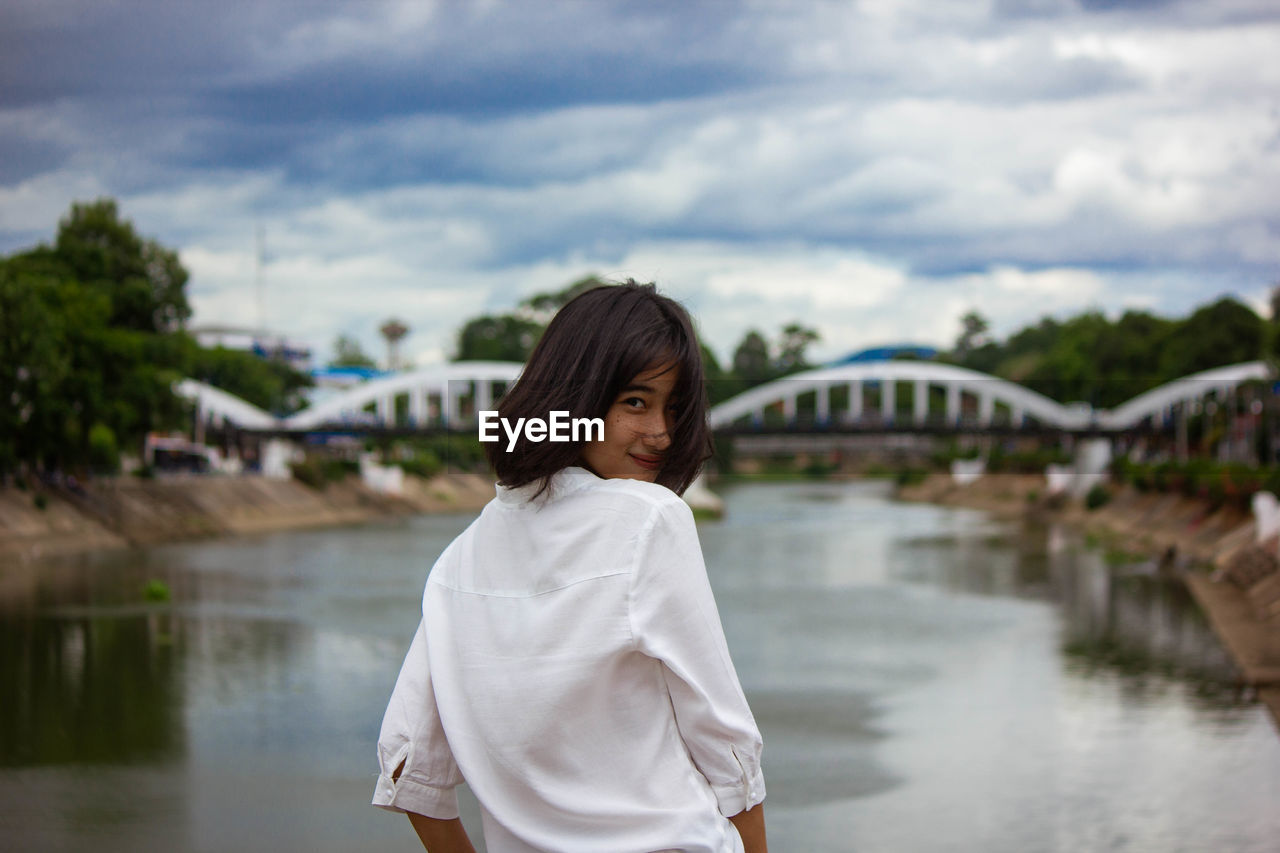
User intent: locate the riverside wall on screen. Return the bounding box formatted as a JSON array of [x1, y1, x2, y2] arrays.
[[896, 472, 1280, 733], [0, 472, 495, 564]]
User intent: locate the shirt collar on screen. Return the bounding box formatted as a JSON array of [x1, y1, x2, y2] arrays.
[[495, 466, 601, 507]]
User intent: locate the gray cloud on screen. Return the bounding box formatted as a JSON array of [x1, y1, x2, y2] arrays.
[[1, 0, 1277, 363]]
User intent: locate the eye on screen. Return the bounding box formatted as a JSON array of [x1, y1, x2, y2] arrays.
[[621, 396, 645, 409]]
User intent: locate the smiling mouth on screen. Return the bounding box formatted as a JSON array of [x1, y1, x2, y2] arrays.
[[629, 453, 662, 470]]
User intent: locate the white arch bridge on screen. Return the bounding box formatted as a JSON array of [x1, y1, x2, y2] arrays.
[[176, 360, 1271, 435]]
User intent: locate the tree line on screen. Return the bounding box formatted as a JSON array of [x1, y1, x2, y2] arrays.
[[2, 197, 1272, 478], [449, 276, 822, 405], [944, 297, 1273, 409], [0, 199, 310, 477]]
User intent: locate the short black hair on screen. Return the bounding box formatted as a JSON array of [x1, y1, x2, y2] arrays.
[[486, 281, 712, 496]]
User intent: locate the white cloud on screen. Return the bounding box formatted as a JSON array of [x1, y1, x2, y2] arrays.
[[3, 0, 1276, 372], [0, 169, 108, 236]]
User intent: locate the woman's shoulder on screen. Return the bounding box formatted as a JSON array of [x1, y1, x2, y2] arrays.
[[578, 475, 690, 523]]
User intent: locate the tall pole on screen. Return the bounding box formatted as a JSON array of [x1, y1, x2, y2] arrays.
[[255, 226, 266, 334], [1175, 401, 1188, 464]]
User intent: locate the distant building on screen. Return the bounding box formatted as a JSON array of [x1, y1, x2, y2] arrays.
[[310, 365, 387, 390], [830, 344, 938, 364], [304, 364, 391, 409], [191, 325, 313, 372]]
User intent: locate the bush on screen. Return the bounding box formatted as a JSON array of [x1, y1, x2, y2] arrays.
[[1129, 463, 1154, 492], [142, 579, 171, 603], [711, 433, 735, 473], [32, 492, 48, 511], [290, 456, 357, 489], [801, 458, 839, 478], [1084, 484, 1111, 511], [1223, 464, 1261, 510], [400, 436, 488, 474], [1182, 458, 1214, 499], [88, 423, 119, 474], [400, 450, 443, 480], [895, 467, 928, 487], [930, 440, 980, 470]]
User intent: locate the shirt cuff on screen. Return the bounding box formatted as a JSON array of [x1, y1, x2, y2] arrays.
[[371, 771, 461, 820], [712, 764, 766, 817]]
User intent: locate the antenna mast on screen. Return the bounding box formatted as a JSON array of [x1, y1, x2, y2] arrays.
[[254, 226, 266, 333]]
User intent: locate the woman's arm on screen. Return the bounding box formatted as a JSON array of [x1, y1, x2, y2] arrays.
[[729, 803, 768, 853], [629, 498, 767, 819], [406, 813, 477, 853]]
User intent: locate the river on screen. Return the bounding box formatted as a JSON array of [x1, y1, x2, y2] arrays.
[[2, 479, 1278, 851]]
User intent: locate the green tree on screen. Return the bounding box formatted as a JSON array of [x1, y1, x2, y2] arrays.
[[726, 323, 821, 389], [329, 334, 378, 369], [774, 323, 820, 375], [943, 296, 1261, 409], [53, 198, 191, 333], [0, 262, 69, 473], [0, 200, 193, 475], [454, 314, 545, 362], [521, 275, 608, 320], [1161, 297, 1262, 378], [454, 274, 610, 362], [188, 343, 313, 415], [954, 310, 990, 358], [732, 330, 772, 385]]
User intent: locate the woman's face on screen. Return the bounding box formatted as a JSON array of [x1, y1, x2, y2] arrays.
[[580, 362, 679, 482]]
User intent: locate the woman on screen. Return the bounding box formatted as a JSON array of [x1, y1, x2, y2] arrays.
[[372, 282, 767, 852]]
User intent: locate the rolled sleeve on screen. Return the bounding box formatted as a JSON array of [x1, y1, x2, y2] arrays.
[[371, 616, 465, 819], [628, 497, 766, 816]]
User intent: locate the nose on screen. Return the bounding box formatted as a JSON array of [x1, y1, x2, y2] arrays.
[[642, 411, 672, 451]]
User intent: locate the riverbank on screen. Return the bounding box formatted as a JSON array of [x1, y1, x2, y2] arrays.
[[0, 472, 495, 563], [896, 472, 1280, 732]]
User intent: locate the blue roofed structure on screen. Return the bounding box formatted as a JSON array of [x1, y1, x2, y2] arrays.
[[829, 344, 939, 364]]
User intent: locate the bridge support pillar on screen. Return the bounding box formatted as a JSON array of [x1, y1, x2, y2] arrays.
[[881, 380, 896, 424], [476, 380, 493, 416], [376, 394, 394, 426], [848, 381, 862, 424], [783, 394, 797, 425], [410, 391, 428, 426], [1176, 401, 1189, 463], [437, 383, 450, 427], [979, 394, 994, 426], [913, 379, 928, 425], [816, 385, 829, 425], [946, 383, 961, 427], [1071, 437, 1112, 498]]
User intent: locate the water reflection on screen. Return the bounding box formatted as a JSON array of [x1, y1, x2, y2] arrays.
[[1, 483, 1277, 852], [1, 612, 184, 766], [888, 512, 1242, 689]]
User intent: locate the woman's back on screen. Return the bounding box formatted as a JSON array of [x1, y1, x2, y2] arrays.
[[422, 468, 760, 852], [373, 283, 765, 852]]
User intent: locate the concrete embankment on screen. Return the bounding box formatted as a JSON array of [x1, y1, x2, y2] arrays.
[[0, 472, 495, 563], [897, 472, 1280, 732]]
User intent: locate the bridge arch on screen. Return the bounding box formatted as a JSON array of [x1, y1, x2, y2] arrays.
[[283, 361, 524, 430], [708, 361, 1092, 430], [1099, 361, 1271, 430], [177, 358, 1273, 436], [176, 379, 279, 430]]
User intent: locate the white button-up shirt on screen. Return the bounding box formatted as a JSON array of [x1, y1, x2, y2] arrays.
[[372, 466, 765, 852]]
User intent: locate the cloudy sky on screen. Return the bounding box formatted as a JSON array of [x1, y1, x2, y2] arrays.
[[2, 0, 1278, 368]]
